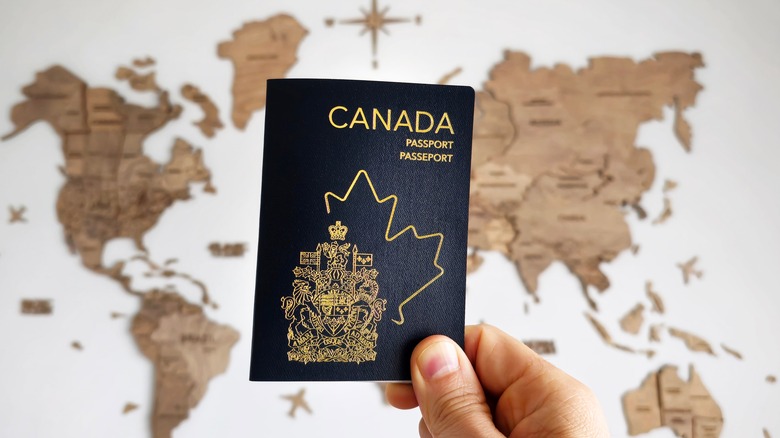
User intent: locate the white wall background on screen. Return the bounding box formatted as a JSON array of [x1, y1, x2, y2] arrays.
[[0, 0, 779, 436]]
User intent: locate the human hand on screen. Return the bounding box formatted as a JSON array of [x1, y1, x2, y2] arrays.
[[386, 324, 610, 437]]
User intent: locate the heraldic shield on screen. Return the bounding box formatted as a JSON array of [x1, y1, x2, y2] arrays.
[[281, 221, 387, 363]]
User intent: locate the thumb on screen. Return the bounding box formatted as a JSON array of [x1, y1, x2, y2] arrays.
[[410, 336, 503, 438]]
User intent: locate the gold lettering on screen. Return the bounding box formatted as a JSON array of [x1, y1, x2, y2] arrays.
[[435, 112, 454, 134], [350, 107, 369, 129], [329, 106, 348, 128], [331, 106, 455, 134], [415, 111, 434, 133], [394, 110, 413, 132], [373, 108, 391, 131]]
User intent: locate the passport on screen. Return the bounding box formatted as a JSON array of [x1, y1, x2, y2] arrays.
[[250, 79, 475, 381]]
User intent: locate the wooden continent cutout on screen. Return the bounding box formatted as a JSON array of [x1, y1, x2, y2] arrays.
[[1, 66, 219, 280], [523, 340, 556, 355], [181, 84, 224, 138], [649, 324, 664, 343], [467, 51, 704, 309], [619, 303, 645, 335], [132, 291, 239, 437], [116, 66, 161, 93], [720, 343, 743, 360], [465, 251, 484, 274], [3, 65, 238, 438], [585, 313, 654, 358], [623, 365, 723, 437], [218, 15, 308, 129], [653, 197, 673, 225], [646, 281, 665, 313], [669, 327, 716, 356], [21, 299, 52, 314], [437, 67, 462, 85], [133, 57, 156, 68], [208, 242, 247, 257]]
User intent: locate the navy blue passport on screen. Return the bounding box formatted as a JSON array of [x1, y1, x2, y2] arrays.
[[250, 79, 474, 381]]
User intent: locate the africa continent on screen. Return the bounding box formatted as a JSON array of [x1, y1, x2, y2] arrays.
[[469, 51, 704, 308]]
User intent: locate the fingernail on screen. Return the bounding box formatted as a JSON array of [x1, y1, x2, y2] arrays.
[[418, 341, 460, 381]]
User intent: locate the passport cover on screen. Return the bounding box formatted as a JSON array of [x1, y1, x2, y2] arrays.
[[250, 79, 474, 381]]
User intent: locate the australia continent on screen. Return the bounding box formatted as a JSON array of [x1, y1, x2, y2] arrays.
[[623, 365, 723, 437]]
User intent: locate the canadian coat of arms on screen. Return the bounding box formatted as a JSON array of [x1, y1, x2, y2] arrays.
[[281, 221, 387, 363]]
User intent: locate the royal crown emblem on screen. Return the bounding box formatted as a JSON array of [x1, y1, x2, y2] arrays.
[[281, 221, 387, 363], [328, 220, 348, 240]]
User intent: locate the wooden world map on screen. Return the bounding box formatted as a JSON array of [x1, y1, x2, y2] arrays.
[[0, 8, 738, 438]]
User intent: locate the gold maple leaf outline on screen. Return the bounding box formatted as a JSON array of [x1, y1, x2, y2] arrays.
[[324, 169, 444, 325]]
